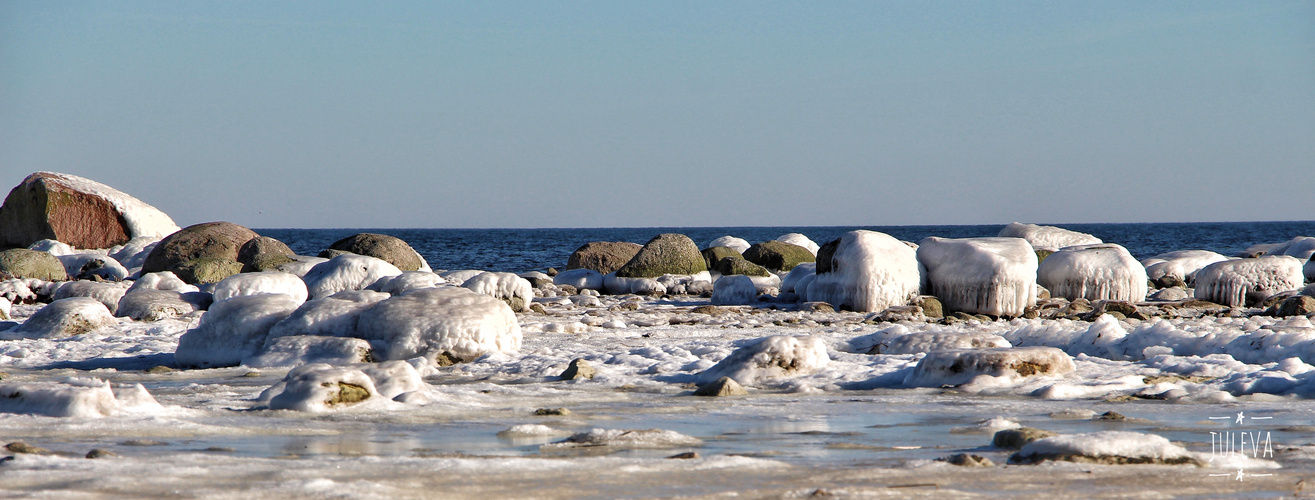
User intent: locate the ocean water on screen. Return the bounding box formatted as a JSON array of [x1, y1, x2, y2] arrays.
[[259, 221, 1315, 273]]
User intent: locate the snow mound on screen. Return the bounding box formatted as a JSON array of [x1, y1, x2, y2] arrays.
[[462, 272, 533, 311], [52, 281, 130, 314], [6, 297, 117, 339], [806, 230, 920, 312], [998, 222, 1101, 252], [302, 254, 403, 299], [904, 347, 1075, 387], [1038, 244, 1148, 303], [174, 294, 301, 368], [603, 273, 667, 295], [917, 237, 1038, 317], [266, 290, 391, 340], [1194, 256, 1304, 307], [697, 336, 830, 387], [499, 424, 572, 438], [260, 361, 424, 412], [439, 269, 485, 285], [0, 378, 161, 418], [32, 171, 180, 240], [707, 236, 751, 254], [553, 268, 604, 291], [541, 428, 703, 450], [367, 271, 443, 296], [1010, 431, 1194, 465], [1141, 250, 1230, 285], [28, 239, 76, 256], [775, 233, 820, 255], [116, 289, 205, 321], [711, 275, 759, 305], [126, 271, 199, 294], [271, 255, 327, 277], [355, 287, 521, 363], [244, 335, 375, 368], [212, 271, 308, 304]]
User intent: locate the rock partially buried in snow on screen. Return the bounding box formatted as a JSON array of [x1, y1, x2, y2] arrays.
[[693, 376, 749, 397], [244, 335, 375, 368], [212, 271, 308, 304], [0, 378, 160, 418], [1038, 244, 1148, 303], [870, 331, 1011, 355], [614, 234, 707, 278], [711, 275, 759, 305], [260, 361, 423, 412], [141, 222, 260, 284], [566, 241, 642, 275], [7, 297, 116, 339], [0, 172, 179, 249], [1194, 256, 1304, 307], [367, 271, 444, 296], [997, 222, 1101, 253], [807, 230, 920, 312], [992, 427, 1058, 449], [904, 347, 1076, 387], [697, 335, 829, 387], [302, 254, 403, 299], [0, 248, 67, 281], [354, 287, 521, 363], [115, 289, 204, 321], [462, 272, 533, 312], [560, 358, 595, 380], [553, 268, 604, 291], [173, 294, 301, 368], [1008, 431, 1200, 465], [265, 290, 391, 340], [52, 281, 129, 315], [917, 237, 1038, 317], [126, 271, 199, 294], [540, 428, 703, 451], [56, 252, 129, 281], [775, 233, 820, 256], [1142, 250, 1230, 287], [324, 233, 430, 272]]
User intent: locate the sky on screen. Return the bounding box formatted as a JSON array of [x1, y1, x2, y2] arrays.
[[1, 1, 1312, 229]]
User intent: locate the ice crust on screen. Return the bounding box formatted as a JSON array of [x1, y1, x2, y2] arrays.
[[697, 335, 829, 387], [0, 378, 161, 418], [706, 236, 751, 254], [302, 254, 403, 299], [212, 271, 309, 304], [775, 233, 819, 255], [998, 222, 1101, 252], [1013, 431, 1191, 461], [1141, 250, 1230, 284], [1193, 256, 1304, 307], [904, 347, 1075, 387], [6, 297, 117, 339], [462, 272, 533, 308], [806, 230, 920, 313], [354, 287, 522, 362], [711, 275, 758, 305], [1038, 244, 1148, 303], [553, 268, 604, 290], [917, 237, 1038, 317], [174, 294, 302, 368], [260, 361, 423, 412]]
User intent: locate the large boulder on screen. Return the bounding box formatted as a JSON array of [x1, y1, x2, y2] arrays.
[[614, 234, 707, 278], [1037, 244, 1148, 303], [701, 246, 743, 271], [323, 233, 428, 272], [917, 237, 1039, 317], [8, 297, 117, 339], [566, 241, 642, 274], [354, 287, 522, 363], [0, 248, 67, 281], [806, 230, 920, 312], [141, 222, 260, 284], [1194, 256, 1304, 307], [742, 241, 815, 272], [0, 172, 179, 249], [238, 236, 296, 272]]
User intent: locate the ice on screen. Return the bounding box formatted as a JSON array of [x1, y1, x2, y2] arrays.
[[212, 271, 309, 304], [265, 290, 391, 340], [697, 336, 829, 387], [108, 236, 161, 271], [711, 275, 758, 305], [1193, 256, 1304, 307], [462, 272, 533, 311], [706, 236, 751, 254], [173, 294, 302, 368], [949, 416, 1020, 434], [52, 281, 130, 314], [260, 364, 382, 412], [244, 335, 374, 368], [28, 239, 76, 256], [903, 347, 1075, 387], [1012, 431, 1192, 463], [775, 233, 819, 255], [126, 271, 200, 294], [997, 222, 1101, 252], [806, 230, 920, 312], [3, 297, 118, 339], [875, 331, 1011, 355], [115, 289, 205, 321], [917, 237, 1038, 317], [271, 255, 327, 277], [302, 254, 403, 299], [55, 252, 129, 281], [0, 296, 9, 320], [1263, 236, 1315, 260], [1038, 244, 1148, 303], [541, 428, 703, 450], [0, 377, 159, 418], [1141, 250, 1231, 284], [603, 273, 667, 295], [0, 279, 38, 304], [31, 172, 180, 240], [440, 269, 485, 285], [367, 271, 444, 295], [354, 286, 522, 363], [553, 268, 604, 291], [779, 262, 815, 294]]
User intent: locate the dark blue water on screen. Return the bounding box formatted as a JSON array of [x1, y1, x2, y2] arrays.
[[258, 221, 1315, 274]]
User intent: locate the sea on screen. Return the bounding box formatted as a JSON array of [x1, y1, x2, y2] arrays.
[[258, 221, 1315, 273]]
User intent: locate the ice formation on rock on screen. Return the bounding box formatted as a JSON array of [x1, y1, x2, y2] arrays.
[[52, 280, 129, 314], [6, 297, 117, 339], [245, 336, 376, 368], [917, 237, 1038, 317], [271, 255, 327, 277], [1194, 256, 1304, 307], [366, 271, 443, 296], [262, 364, 379, 412], [697, 336, 829, 387], [8, 172, 180, 243], [706, 236, 751, 254], [553, 268, 604, 291], [711, 275, 758, 305], [439, 269, 484, 285], [109, 236, 160, 271], [779, 262, 815, 294], [212, 271, 309, 304], [126, 271, 199, 294], [873, 331, 1011, 355], [806, 230, 920, 312], [115, 289, 204, 321], [462, 272, 533, 311], [55, 253, 129, 281], [174, 294, 301, 368], [302, 254, 403, 299], [541, 428, 703, 451], [265, 289, 391, 340], [0, 378, 160, 418], [775, 233, 820, 255], [1037, 244, 1148, 303], [1010, 431, 1194, 465], [998, 222, 1101, 252], [903, 347, 1075, 387], [1141, 250, 1230, 285], [28, 239, 76, 256], [603, 273, 667, 295], [354, 287, 521, 363]]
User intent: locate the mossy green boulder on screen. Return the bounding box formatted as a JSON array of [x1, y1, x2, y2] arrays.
[[175, 257, 243, 284], [614, 234, 707, 278], [701, 246, 743, 270], [239, 236, 296, 272], [713, 256, 770, 277], [742, 241, 815, 272], [567, 241, 642, 274], [142, 222, 260, 283], [0, 248, 67, 281], [325, 233, 425, 271]]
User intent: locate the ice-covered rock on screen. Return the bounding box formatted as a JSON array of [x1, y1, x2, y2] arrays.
[[324, 233, 431, 272], [806, 230, 921, 313], [1259, 236, 1315, 261], [115, 289, 205, 321], [52, 280, 130, 314], [302, 254, 403, 299], [904, 347, 1075, 387], [6, 297, 117, 339], [870, 331, 1011, 355], [259, 360, 424, 412], [1038, 244, 1147, 303], [108, 236, 160, 271], [1141, 250, 1230, 286], [212, 271, 308, 304], [775, 233, 820, 255], [0, 172, 180, 249], [711, 275, 759, 305], [655, 271, 714, 295], [541, 428, 703, 451], [0, 279, 36, 305], [0, 378, 160, 418], [1009, 431, 1197, 465], [603, 273, 667, 295], [126, 271, 200, 294], [55, 253, 129, 281], [1194, 256, 1304, 307], [366, 271, 444, 295], [706, 236, 751, 254], [998, 222, 1101, 253], [697, 336, 829, 387], [462, 272, 533, 312], [917, 237, 1038, 317], [271, 255, 327, 277], [439, 269, 484, 285], [553, 268, 604, 291], [354, 287, 521, 363], [779, 262, 816, 294], [266, 290, 391, 340], [245, 336, 375, 368], [173, 294, 302, 368]]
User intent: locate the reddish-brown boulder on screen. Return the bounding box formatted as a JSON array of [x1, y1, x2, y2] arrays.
[[0, 172, 179, 249]]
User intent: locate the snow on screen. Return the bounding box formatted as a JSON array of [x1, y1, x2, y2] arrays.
[[997, 222, 1102, 252], [603, 273, 666, 295], [34, 172, 180, 240], [108, 236, 160, 271], [173, 294, 302, 368], [462, 272, 533, 309], [917, 237, 1038, 317], [697, 336, 830, 387], [1038, 244, 1148, 303], [706, 236, 751, 254], [1193, 256, 1304, 307], [903, 347, 1075, 387], [271, 255, 327, 277], [127, 271, 200, 294], [541, 428, 703, 451], [711, 275, 759, 305], [115, 289, 204, 321], [440, 269, 485, 285], [775, 233, 819, 255], [553, 268, 604, 290], [1263, 236, 1315, 260], [212, 271, 309, 304], [1013, 431, 1191, 461], [3, 297, 117, 339], [1141, 250, 1231, 284], [302, 254, 403, 299], [265, 289, 390, 340], [52, 281, 129, 314], [0, 378, 160, 418], [779, 262, 815, 294], [55, 253, 129, 281], [244, 335, 374, 368], [806, 230, 921, 313], [260, 363, 382, 412], [367, 271, 443, 296], [354, 286, 522, 363], [28, 239, 76, 256]]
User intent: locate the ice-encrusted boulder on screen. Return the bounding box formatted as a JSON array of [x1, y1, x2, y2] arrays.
[[439, 269, 484, 285], [259, 361, 423, 412], [871, 331, 1011, 355], [1244, 236, 1315, 261], [52, 281, 129, 314], [0, 172, 179, 249], [115, 289, 206, 321], [614, 234, 707, 278], [302, 254, 403, 299], [706, 236, 751, 254], [1009, 431, 1199, 465], [566, 241, 642, 275], [354, 287, 521, 363], [541, 428, 703, 451], [6, 297, 117, 339], [126, 271, 199, 294], [0, 248, 67, 281], [1037, 244, 1148, 303], [0, 378, 161, 418], [917, 237, 1038, 317], [108, 236, 160, 271], [711, 275, 759, 305], [367, 271, 444, 296], [553, 268, 604, 291], [1194, 256, 1304, 307], [174, 294, 301, 368], [141, 222, 261, 284], [212, 271, 308, 304], [775, 233, 820, 255], [265, 289, 391, 340], [904, 347, 1075, 387], [696, 336, 829, 387], [245, 336, 375, 368], [271, 255, 327, 277], [998, 222, 1101, 253], [28, 239, 76, 256], [603, 273, 668, 295], [806, 230, 921, 313], [324, 233, 431, 272], [55, 253, 129, 281], [742, 241, 815, 272], [1141, 250, 1230, 287], [462, 271, 533, 312], [780, 262, 816, 294]]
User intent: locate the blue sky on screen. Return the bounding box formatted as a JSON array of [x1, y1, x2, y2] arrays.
[[2, 1, 1312, 228]]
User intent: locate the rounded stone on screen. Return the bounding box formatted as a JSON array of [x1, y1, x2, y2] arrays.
[[614, 234, 707, 278], [566, 241, 642, 275], [326, 233, 425, 271], [141, 222, 259, 281], [743, 240, 815, 272], [0, 248, 67, 281]]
